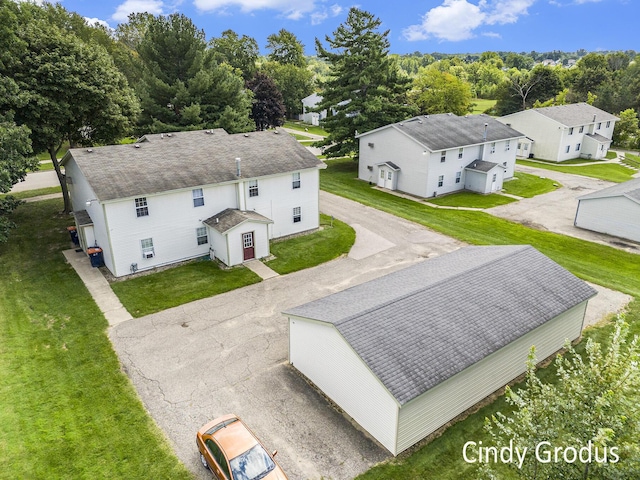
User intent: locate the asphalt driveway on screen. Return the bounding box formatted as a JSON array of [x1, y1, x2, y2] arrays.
[[107, 188, 631, 480], [109, 191, 464, 480]]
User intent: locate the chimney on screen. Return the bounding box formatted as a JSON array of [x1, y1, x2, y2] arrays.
[[235, 157, 241, 177], [593, 114, 597, 122]]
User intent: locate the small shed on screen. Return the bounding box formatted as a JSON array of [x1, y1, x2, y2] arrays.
[[464, 160, 505, 193], [574, 177, 640, 243], [284, 245, 596, 455]]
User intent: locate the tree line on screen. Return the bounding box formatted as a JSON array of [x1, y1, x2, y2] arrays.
[[1, 2, 640, 241]]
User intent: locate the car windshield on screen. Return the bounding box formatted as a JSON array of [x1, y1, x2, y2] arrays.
[[229, 444, 275, 480]]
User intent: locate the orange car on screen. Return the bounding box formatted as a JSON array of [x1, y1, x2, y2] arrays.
[[196, 414, 289, 480]]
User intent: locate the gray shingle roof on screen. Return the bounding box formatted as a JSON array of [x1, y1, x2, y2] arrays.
[[578, 177, 640, 203], [357, 114, 524, 152], [203, 208, 273, 234], [585, 132, 612, 143], [63, 129, 323, 201], [465, 160, 501, 172], [531, 103, 618, 127], [285, 245, 596, 405]]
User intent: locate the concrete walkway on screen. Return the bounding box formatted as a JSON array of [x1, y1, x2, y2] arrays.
[[63, 249, 133, 326], [243, 259, 279, 279]]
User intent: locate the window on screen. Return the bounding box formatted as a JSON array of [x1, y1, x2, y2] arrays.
[[579, 126, 584, 133], [517, 142, 521, 150], [524, 144, 529, 151], [205, 439, 231, 479], [575, 143, 581, 151], [440, 151, 446, 162], [293, 206, 301, 223], [292, 172, 301, 189], [505, 140, 511, 151], [490, 143, 496, 154], [379, 170, 384, 179], [606, 121, 611, 128], [387, 171, 392, 180], [141, 238, 154, 258], [597, 122, 602, 130], [568, 127, 574, 135], [458, 148, 463, 159], [196, 227, 208, 245], [565, 145, 570, 153], [248, 180, 258, 197], [135, 197, 149, 217], [455, 172, 461, 184], [503, 162, 508, 167], [492, 173, 497, 182], [438, 175, 444, 187], [192, 188, 204, 207]]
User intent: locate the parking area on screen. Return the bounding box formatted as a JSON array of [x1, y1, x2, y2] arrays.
[[109, 191, 464, 480], [107, 187, 632, 480]]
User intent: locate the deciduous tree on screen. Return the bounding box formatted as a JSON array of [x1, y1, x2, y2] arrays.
[[408, 67, 472, 116], [246, 72, 286, 131], [209, 29, 259, 80], [484, 317, 640, 480]]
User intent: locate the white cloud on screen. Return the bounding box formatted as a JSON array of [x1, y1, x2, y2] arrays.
[[310, 3, 343, 25], [404, 0, 537, 42], [112, 0, 166, 22], [193, 0, 316, 18], [84, 17, 112, 29]]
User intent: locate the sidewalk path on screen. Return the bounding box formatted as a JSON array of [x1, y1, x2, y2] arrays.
[[63, 249, 133, 326]]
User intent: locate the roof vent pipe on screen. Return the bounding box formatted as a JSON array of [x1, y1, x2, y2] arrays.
[[483, 123, 488, 141], [235, 157, 241, 177]]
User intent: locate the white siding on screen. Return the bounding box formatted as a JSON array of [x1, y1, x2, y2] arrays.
[[104, 183, 237, 277], [289, 317, 399, 453], [395, 302, 587, 454], [499, 112, 564, 162], [225, 223, 270, 266], [575, 196, 640, 243], [243, 169, 320, 239]]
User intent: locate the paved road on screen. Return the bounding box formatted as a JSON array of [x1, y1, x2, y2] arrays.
[[109, 191, 465, 480], [10, 169, 59, 192], [488, 165, 640, 253]]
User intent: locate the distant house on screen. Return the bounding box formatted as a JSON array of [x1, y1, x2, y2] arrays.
[[62, 129, 324, 277], [574, 177, 640, 243], [356, 114, 524, 197], [285, 245, 596, 455], [300, 93, 326, 126], [498, 103, 618, 162]]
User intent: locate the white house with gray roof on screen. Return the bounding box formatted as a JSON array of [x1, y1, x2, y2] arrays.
[[62, 129, 324, 277], [498, 103, 618, 162], [285, 245, 596, 455], [574, 177, 640, 243], [357, 114, 525, 197]]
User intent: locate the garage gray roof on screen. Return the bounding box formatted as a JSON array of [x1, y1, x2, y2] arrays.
[[465, 160, 501, 172], [356, 114, 524, 152], [578, 177, 640, 204], [531, 103, 618, 127], [284, 245, 596, 405], [62, 129, 323, 201]]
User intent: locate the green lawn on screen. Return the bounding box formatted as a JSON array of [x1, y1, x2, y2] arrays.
[[289, 132, 314, 141], [470, 98, 497, 115], [265, 214, 355, 274], [111, 260, 262, 318], [502, 172, 560, 198], [321, 158, 640, 297], [428, 191, 516, 208], [0, 199, 193, 479], [0, 186, 62, 200], [517, 159, 636, 183], [283, 121, 328, 137], [621, 152, 640, 169]]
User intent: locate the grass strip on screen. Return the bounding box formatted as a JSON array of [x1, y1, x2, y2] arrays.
[[265, 214, 355, 274], [429, 191, 516, 208], [0, 199, 193, 479], [517, 159, 635, 183], [502, 171, 560, 198]]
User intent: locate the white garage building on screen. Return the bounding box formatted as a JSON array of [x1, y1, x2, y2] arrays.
[[574, 177, 640, 243], [284, 245, 596, 455]]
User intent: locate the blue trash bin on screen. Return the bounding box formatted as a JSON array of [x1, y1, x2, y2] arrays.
[[87, 247, 104, 268], [67, 226, 79, 246]]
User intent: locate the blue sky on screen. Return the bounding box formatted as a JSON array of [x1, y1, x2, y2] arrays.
[[56, 0, 637, 55]]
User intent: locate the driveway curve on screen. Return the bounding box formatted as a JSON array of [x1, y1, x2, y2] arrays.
[[109, 191, 464, 480]]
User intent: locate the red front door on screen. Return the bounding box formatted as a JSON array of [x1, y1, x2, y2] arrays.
[[242, 232, 255, 261]]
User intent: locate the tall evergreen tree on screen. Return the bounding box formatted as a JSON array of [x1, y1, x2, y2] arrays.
[[314, 7, 415, 158]]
